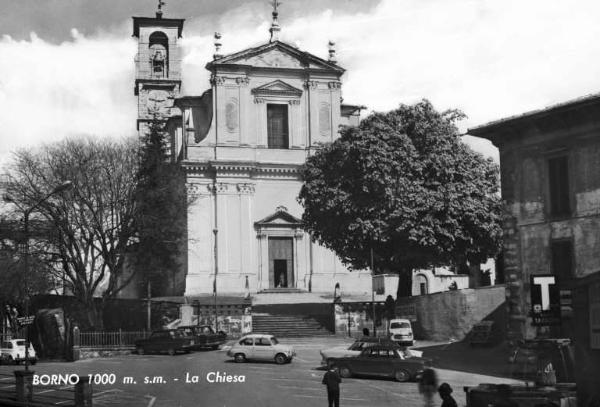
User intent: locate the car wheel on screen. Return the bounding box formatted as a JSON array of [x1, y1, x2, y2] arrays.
[[211, 345, 219, 350], [136, 346, 145, 355], [394, 369, 411, 382], [30, 359, 37, 366], [234, 353, 246, 363], [339, 366, 352, 378], [167, 348, 176, 356], [274, 353, 287, 365]]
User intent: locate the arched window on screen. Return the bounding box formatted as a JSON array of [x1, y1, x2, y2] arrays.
[[149, 31, 169, 78]]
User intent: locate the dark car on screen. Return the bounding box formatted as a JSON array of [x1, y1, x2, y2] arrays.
[[177, 325, 227, 350], [320, 336, 408, 367], [134, 329, 195, 356], [328, 345, 431, 382]]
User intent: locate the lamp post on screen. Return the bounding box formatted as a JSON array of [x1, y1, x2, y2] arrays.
[[5, 181, 72, 371]]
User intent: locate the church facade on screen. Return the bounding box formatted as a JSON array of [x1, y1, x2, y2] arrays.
[[133, 5, 372, 300]]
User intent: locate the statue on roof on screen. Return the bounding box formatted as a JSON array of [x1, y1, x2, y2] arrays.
[[156, 0, 166, 18]]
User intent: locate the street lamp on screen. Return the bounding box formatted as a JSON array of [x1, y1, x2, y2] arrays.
[[5, 180, 73, 371]]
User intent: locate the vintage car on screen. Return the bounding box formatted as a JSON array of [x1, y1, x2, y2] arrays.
[[0, 339, 37, 365], [320, 336, 422, 367], [327, 345, 431, 382], [227, 334, 295, 364], [177, 325, 227, 350], [388, 319, 414, 346], [134, 329, 195, 356]]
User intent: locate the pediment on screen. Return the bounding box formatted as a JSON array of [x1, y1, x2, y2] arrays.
[[255, 206, 303, 228], [208, 41, 344, 74], [251, 80, 303, 97]]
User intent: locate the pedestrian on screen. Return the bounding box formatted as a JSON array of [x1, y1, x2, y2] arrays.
[[438, 383, 457, 407], [419, 368, 438, 407], [322, 366, 342, 407]]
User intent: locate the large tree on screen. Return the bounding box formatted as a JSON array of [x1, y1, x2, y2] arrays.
[[133, 117, 187, 297], [4, 138, 139, 328], [298, 100, 502, 297]]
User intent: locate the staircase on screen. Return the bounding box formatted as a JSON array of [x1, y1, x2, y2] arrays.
[[252, 314, 334, 337]]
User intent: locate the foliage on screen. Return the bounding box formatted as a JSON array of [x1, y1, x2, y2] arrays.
[[133, 117, 187, 297], [4, 137, 139, 328], [298, 100, 502, 297]]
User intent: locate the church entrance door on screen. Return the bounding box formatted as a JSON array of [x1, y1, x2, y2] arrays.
[[269, 237, 294, 288]]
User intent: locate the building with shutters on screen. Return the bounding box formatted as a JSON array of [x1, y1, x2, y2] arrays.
[[468, 93, 600, 342]]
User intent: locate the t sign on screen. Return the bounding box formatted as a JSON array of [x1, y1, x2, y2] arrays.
[[531, 274, 561, 326], [533, 276, 555, 310]]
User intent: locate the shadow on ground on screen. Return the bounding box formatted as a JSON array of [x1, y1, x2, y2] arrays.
[[419, 340, 516, 378]]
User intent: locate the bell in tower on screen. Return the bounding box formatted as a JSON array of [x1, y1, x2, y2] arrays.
[[132, 1, 185, 134]]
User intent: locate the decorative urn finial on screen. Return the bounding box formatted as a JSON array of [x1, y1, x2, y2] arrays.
[[269, 0, 282, 42], [328, 40, 337, 64], [213, 32, 223, 60]]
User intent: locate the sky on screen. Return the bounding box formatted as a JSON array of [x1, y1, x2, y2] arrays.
[[2, 0, 600, 165]]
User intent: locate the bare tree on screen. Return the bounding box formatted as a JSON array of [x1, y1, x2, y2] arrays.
[[4, 137, 140, 329]]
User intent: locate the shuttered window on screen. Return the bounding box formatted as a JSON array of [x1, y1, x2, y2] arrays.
[[267, 104, 289, 149], [548, 156, 570, 217], [551, 240, 574, 280]]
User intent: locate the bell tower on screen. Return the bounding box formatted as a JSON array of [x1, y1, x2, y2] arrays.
[[132, 1, 185, 135]]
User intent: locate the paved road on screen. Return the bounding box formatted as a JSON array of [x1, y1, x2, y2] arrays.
[[0, 337, 522, 407]]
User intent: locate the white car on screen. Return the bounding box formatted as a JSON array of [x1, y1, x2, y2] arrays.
[[0, 339, 37, 365], [389, 318, 415, 346], [227, 334, 295, 364]]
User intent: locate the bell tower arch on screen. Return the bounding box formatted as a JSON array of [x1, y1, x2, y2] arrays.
[[132, 3, 185, 136]]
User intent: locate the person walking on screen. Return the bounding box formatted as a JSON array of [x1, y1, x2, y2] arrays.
[[438, 383, 458, 407], [322, 366, 342, 407], [419, 368, 438, 407]]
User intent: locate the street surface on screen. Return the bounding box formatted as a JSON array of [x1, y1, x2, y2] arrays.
[[0, 337, 523, 407]]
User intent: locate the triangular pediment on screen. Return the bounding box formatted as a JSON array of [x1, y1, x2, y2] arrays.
[[207, 41, 344, 73], [252, 80, 303, 97], [255, 206, 303, 228]]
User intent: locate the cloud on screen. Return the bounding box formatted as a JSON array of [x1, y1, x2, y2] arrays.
[[2, 0, 600, 165], [0, 24, 136, 164]]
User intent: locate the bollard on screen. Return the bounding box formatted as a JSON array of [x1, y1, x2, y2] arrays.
[[14, 369, 35, 403], [75, 375, 93, 407]]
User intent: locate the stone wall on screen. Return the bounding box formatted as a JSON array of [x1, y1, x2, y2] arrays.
[[396, 285, 507, 341]]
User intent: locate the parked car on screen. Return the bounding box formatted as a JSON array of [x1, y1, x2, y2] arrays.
[[177, 325, 227, 350], [227, 334, 295, 364], [327, 345, 431, 382], [134, 329, 195, 356], [0, 339, 37, 365], [320, 336, 420, 367], [388, 318, 414, 346]]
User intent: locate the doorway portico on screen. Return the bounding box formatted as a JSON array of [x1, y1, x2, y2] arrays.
[[255, 206, 305, 291]]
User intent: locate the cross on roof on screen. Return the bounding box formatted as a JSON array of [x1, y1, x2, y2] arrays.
[[271, 0, 281, 13]]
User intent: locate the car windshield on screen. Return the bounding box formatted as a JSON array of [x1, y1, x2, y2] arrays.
[[15, 340, 26, 347], [390, 322, 411, 329], [270, 337, 279, 345]]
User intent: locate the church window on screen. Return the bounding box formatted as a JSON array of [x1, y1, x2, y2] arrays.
[[149, 31, 169, 78], [267, 104, 289, 149]]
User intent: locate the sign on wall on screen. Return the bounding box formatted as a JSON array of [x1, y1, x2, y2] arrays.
[[530, 275, 561, 326], [590, 282, 600, 350]]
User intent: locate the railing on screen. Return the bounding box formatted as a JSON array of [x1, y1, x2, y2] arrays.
[[73, 330, 150, 348]]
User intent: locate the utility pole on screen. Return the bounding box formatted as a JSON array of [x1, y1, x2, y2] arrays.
[[146, 281, 151, 331], [371, 247, 376, 337]]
